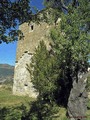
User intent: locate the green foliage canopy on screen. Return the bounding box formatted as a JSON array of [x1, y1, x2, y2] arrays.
[[50, 0, 90, 106], [27, 41, 60, 119], [0, 0, 32, 43], [27, 41, 60, 100], [28, 0, 90, 107]]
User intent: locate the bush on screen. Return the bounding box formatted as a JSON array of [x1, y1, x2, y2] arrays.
[[0, 104, 29, 120], [23, 99, 60, 120]]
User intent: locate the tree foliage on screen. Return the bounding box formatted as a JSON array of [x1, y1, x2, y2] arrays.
[[27, 41, 60, 119], [27, 0, 90, 119], [27, 41, 59, 100], [50, 0, 90, 106], [44, 0, 68, 10], [23, 100, 60, 120], [0, 0, 32, 43]]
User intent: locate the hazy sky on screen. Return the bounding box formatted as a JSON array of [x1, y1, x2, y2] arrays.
[[0, 0, 44, 66]]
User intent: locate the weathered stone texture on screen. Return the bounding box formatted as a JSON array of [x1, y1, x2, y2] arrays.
[[13, 52, 38, 97], [16, 22, 51, 61], [13, 21, 52, 97], [67, 71, 90, 120]]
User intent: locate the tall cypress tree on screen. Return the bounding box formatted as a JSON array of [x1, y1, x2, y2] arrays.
[[27, 41, 60, 120], [27, 41, 59, 100]]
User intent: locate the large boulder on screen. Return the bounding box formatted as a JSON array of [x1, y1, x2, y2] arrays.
[[67, 71, 90, 120]]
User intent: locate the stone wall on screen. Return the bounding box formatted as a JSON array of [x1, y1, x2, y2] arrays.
[[13, 52, 38, 97], [13, 21, 52, 98], [16, 22, 51, 61]]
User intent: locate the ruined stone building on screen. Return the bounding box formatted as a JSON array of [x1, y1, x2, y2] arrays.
[[13, 9, 90, 99], [13, 10, 56, 98]]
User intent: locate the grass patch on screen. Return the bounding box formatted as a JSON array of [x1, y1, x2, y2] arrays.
[[0, 85, 90, 120], [0, 85, 35, 120], [0, 85, 35, 107], [0, 85, 68, 120]]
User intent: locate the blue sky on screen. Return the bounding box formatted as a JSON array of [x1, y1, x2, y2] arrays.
[[0, 0, 44, 66]]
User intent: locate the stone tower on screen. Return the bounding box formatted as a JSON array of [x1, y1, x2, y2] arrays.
[[13, 19, 52, 98]]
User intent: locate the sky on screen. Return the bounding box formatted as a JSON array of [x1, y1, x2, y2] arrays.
[[0, 0, 44, 66]]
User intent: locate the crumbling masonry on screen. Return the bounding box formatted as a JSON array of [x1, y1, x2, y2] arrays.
[[13, 19, 53, 97]]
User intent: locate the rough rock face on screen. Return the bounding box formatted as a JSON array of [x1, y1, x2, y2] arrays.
[[67, 71, 90, 120], [13, 52, 38, 98]]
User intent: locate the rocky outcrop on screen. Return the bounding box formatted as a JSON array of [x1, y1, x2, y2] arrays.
[[67, 71, 90, 120]]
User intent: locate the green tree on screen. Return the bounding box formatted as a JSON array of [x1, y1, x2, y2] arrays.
[[0, 0, 32, 43], [27, 41, 60, 120], [44, 0, 68, 10], [23, 100, 59, 120], [27, 41, 59, 100], [27, 0, 90, 119], [50, 0, 90, 106]]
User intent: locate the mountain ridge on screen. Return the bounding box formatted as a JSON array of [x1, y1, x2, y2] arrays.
[[0, 64, 14, 84]]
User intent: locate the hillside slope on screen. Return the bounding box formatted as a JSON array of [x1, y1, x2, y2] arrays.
[[0, 64, 14, 84]]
